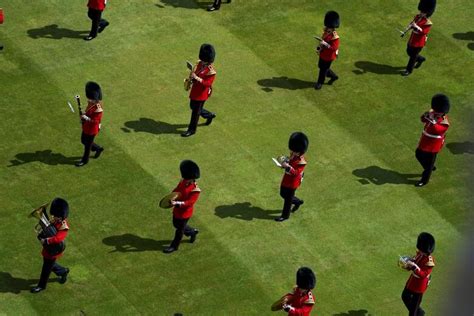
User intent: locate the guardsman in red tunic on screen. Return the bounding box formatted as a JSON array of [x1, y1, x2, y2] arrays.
[[163, 160, 201, 254], [182, 44, 217, 137], [275, 132, 308, 222], [84, 0, 109, 41], [31, 198, 70, 293], [272, 267, 316, 315], [401, 0, 436, 76], [314, 11, 340, 90], [415, 94, 450, 187], [76, 82, 104, 167], [401, 232, 436, 316], [0, 8, 4, 51]]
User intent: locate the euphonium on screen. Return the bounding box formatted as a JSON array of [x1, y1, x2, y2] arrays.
[[29, 203, 65, 255]]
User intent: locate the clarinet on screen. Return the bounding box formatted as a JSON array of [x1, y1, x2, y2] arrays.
[[400, 14, 424, 38], [75, 95, 83, 124]]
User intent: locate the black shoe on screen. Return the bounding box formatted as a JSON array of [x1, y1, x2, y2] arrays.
[[30, 286, 45, 294], [227, 0, 232, 2], [274, 217, 289, 222], [205, 114, 216, 126], [163, 246, 177, 254], [414, 58, 425, 69], [94, 147, 104, 159], [401, 70, 411, 76], [75, 160, 88, 167], [432, 166, 436, 171], [181, 130, 195, 137], [83, 36, 95, 41], [98, 21, 110, 33], [314, 83, 322, 90], [190, 229, 199, 243], [415, 180, 428, 187], [58, 268, 69, 284], [327, 76, 339, 85], [291, 200, 304, 213], [207, 5, 219, 11]]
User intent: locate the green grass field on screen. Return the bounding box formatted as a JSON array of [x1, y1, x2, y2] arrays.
[[1, 0, 473, 314]]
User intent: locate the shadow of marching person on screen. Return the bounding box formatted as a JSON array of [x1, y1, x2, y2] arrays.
[[333, 310, 371, 316], [214, 202, 281, 221], [155, 0, 210, 9], [353, 61, 405, 75], [452, 32, 474, 51], [0, 272, 40, 294], [352, 166, 419, 185], [122, 118, 204, 135], [8, 150, 81, 167], [27, 24, 89, 40], [257, 76, 315, 92], [445, 141, 474, 155], [102, 234, 172, 252]]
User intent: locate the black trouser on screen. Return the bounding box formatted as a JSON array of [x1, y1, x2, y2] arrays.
[[415, 148, 437, 184], [279, 186, 302, 219], [170, 217, 196, 249], [186, 100, 214, 133], [212, 0, 231, 8], [402, 287, 425, 316], [81, 132, 102, 163], [317, 58, 337, 84], [406, 45, 425, 73], [87, 8, 108, 38], [37, 257, 68, 289]]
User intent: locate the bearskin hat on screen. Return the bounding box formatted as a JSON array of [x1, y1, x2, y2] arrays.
[[416, 232, 435, 254], [324, 11, 340, 28], [199, 44, 216, 63], [85, 81, 102, 101], [418, 0, 436, 17], [431, 93, 450, 113], [296, 267, 316, 290], [180, 160, 200, 180], [288, 132, 309, 154], [50, 197, 69, 219]]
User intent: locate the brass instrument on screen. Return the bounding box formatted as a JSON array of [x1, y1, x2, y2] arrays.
[[184, 61, 195, 91], [29, 203, 65, 255], [271, 294, 291, 311], [398, 255, 413, 270]]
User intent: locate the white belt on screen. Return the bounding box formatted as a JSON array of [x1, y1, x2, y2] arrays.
[[422, 130, 443, 139]]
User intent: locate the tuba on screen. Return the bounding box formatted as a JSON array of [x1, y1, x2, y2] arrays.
[[29, 203, 65, 255]]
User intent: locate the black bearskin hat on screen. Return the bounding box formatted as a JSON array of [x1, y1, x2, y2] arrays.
[[296, 267, 316, 290], [180, 160, 200, 180], [416, 232, 435, 254], [418, 0, 436, 17], [199, 44, 216, 63], [431, 93, 450, 113], [50, 198, 69, 219], [85, 81, 102, 101], [324, 11, 340, 28], [288, 132, 309, 154]]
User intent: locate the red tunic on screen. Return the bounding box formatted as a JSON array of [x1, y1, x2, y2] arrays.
[[82, 101, 103, 136], [286, 287, 315, 316], [319, 31, 339, 62], [41, 220, 69, 260], [87, 0, 107, 11], [417, 114, 449, 153], [408, 15, 432, 48], [281, 155, 307, 190], [405, 251, 435, 294], [0, 8, 4, 24], [172, 180, 201, 219], [189, 61, 216, 101]]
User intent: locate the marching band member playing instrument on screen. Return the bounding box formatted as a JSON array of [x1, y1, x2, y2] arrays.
[[84, 0, 109, 41], [163, 160, 201, 254], [181, 44, 217, 137], [31, 198, 70, 293], [415, 94, 450, 187], [314, 11, 340, 90], [401, 232, 436, 316], [76, 81, 104, 167], [271, 267, 316, 315], [275, 132, 308, 222], [401, 0, 436, 76]]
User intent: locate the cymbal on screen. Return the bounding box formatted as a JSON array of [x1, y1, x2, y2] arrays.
[[159, 192, 180, 209]]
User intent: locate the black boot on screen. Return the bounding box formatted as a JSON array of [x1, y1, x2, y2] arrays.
[[291, 200, 304, 213], [205, 114, 216, 126], [94, 147, 104, 159], [30, 286, 45, 294], [181, 130, 195, 137], [59, 268, 70, 284], [163, 246, 178, 254], [75, 160, 88, 167], [190, 229, 199, 243]]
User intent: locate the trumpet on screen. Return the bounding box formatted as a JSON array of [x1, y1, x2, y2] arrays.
[[29, 203, 65, 255]]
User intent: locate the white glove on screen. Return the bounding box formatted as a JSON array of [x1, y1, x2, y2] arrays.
[[320, 40, 330, 48], [283, 304, 295, 312], [412, 23, 422, 32], [171, 201, 185, 206], [81, 115, 91, 122]]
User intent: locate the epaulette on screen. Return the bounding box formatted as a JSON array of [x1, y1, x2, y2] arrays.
[[297, 156, 307, 165], [304, 291, 315, 305], [332, 31, 339, 40], [207, 64, 217, 76], [440, 115, 449, 126], [59, 220, 69, 231], [95, 103, 104, 113], [426, 255, 435, 267], [425, 18, 433, 26], [192, 184, 201, 193]]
